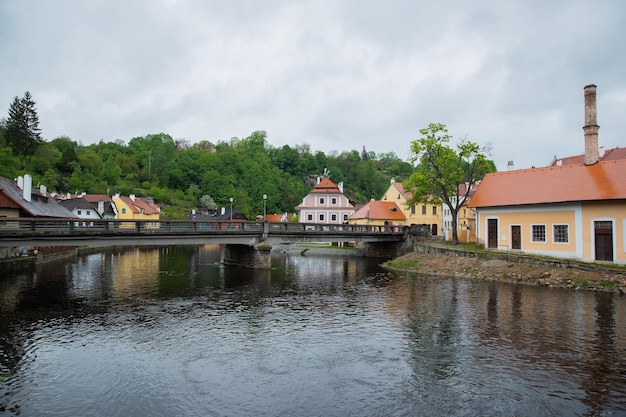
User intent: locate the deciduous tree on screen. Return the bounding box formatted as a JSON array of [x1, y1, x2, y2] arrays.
[[405, 123, 495, 243]]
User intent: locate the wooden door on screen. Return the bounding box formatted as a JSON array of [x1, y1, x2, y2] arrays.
[[511, 225, 521, 250], [594, 221, 613, 261], [487, 219, 498, 249]]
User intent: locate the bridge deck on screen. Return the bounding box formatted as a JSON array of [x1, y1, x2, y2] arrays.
[[0, 218, 406, 247]]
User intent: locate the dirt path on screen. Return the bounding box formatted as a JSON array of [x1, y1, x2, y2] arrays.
[[384, 252, 626, 293]]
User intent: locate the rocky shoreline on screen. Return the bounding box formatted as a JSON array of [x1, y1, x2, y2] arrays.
[[383, 251, 626, 294]]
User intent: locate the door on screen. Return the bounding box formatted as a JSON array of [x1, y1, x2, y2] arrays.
[[431, 223, 438, 236], [487, 219, 498, 249], [511, 225, 521, 250], [594, 221, 613, 261]]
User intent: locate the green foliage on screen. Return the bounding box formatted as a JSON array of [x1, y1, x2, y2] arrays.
[[405, 123, 495, 243], [2, 94, 420, 217], [385, 257, 422, 269]]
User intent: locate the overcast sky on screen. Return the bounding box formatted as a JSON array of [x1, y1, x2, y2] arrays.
[[1, 0, 624, 171]]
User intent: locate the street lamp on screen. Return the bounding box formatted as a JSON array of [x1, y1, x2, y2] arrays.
[[263, 194, 267, 220], [229, 197, 233, 221]]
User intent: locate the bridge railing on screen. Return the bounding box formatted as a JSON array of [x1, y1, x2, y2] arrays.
[[0, 218, 404, 236]]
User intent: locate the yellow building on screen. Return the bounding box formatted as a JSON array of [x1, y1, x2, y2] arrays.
[[380, 179, 442, 235], [112, 194, 160, 226], [471, 84, 626, 264]]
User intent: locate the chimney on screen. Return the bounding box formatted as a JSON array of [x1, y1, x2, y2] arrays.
[[23, 174, 32, 202], [507, 161, 515, 171], [97, 200, 105, 215], [129, 194, 136, 201], [583, 84, 600, 165], [40, 184, 47, 197], [338, 182, 344, 194]]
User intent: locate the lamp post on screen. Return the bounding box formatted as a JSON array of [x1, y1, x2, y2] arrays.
[[263, 194, 267, 220], [229, 197, 233, 221]]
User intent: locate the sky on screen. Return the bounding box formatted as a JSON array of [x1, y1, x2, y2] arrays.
[[1, 0, 625, 171]]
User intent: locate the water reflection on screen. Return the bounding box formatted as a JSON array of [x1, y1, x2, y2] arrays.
[[0, 246, 625, 416]]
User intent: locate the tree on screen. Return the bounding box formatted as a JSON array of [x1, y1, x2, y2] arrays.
[[404, 123, 495, 244], [5, 91, 43, 168]]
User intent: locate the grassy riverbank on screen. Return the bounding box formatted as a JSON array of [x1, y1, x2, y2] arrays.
[[384, 243, 626, 293]]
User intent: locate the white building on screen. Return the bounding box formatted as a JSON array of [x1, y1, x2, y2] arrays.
[[295, 178, 355, 224]]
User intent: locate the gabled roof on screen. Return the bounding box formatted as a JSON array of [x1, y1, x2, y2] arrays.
[[310, 178, 342, 194], [350, 200, 406, 221], [470, 159, 626, 208], [117, 196, 159, 215], [58, 198, 99, 211], [386, 181, 412, 200], [549, 146, 626, 166], [83, 194, 113, 203], [0, 176, 77, 218]]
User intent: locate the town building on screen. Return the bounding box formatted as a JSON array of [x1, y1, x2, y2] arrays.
[[0, 174, 75, 219], [295, 177, 355, 224], [348, 199, 405, 228], [380, 179, 442, 235], [470, 85, 626, 264]]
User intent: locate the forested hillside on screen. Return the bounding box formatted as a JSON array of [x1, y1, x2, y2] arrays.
[[0, 126, 414, 220]]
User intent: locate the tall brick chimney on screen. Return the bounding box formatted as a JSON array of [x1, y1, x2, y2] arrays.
[[583, 84, 599, 165]]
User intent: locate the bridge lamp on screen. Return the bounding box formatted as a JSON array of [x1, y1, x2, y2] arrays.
[[229, 197, 233, 221], [263, 194, 267, 220]]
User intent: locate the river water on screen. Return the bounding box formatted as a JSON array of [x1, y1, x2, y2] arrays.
[[1, 245, 625, 417]]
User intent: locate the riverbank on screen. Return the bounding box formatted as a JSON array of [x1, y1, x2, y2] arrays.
[[383, 246, 626, 293]]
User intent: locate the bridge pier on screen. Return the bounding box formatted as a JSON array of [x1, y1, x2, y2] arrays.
[[357, 235, 413, 259], [220, 243, 272, 269]]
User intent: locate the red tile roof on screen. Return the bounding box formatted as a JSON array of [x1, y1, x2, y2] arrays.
[[549, 146, 626, 166], [119, 196, 160, 214], [83, 194, 113, 202], [470, 159, 626, 208], [310, 178, 342, 194], [350, 200, 406, 221]]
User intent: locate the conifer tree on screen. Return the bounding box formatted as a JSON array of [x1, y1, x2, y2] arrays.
[[5, 91, 42, 168]]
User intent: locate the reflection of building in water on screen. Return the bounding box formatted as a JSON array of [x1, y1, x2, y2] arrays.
[[111, 248, 161, 295]]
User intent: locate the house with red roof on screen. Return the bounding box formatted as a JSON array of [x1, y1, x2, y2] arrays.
[[348, 200, 405, 228], [295, 177, 355, 224], [470, 85, 626, 264], [112, 193, 160, 225]]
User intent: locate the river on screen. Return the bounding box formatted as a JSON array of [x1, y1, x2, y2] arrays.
[[1, 245, 625, 416]]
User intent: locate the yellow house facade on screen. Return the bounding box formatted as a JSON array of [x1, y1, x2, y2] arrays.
[[112, 194, 160, 226], [380, 179, 442, 235], [471, 85, 626, 264]]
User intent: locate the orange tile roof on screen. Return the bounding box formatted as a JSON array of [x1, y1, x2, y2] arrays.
[[350, 200, 406, 221], [550, 146, 626, 166], [470, 159, 626, 208], [119, 196, 160, 214], [310, 178, 342, 194]]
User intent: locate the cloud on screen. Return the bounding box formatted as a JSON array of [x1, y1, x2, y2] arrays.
[[1, 0, 625, 171]]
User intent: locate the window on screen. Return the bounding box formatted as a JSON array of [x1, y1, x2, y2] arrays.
[[86, 210, 91, 216], [532, 225, 546, 242], [307, 214, 313, 221], [319, 197, 325, 205], [77, 210, 82, 215], [331, 214, 337, 221], [319, 214, 325, 222], [553, 224, 569, 243], [422, 206, 426, 215], [331, 197, 337, 205], [411, 206, 416, 214], [432, 206, 437, 215], [343, 214, 348, 222], [121, 208, 127, 214]]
